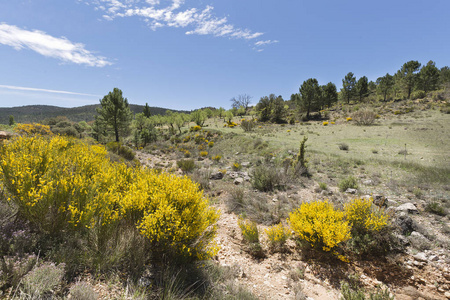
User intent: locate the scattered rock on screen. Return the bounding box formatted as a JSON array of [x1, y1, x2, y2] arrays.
[[395, 212, 417, 235], [345, 188, 357, 194], [396, 203, 419, 214], [210, 172, 224, 180], [413, 252, 428, 262], [373, 195, 388, 207], [363, 179, 374, 185], [241, 162, 251, 168], [234, 178, 244, 185]]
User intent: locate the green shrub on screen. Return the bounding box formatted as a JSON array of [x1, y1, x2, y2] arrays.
[[177, 159, 196, 173], [339, 143, 349, 151], [352, 109, 377, 126], [425, 201, 446, 216], [106, 141, 135, 160], [251, 164, 284, 192], [21, 263, 64, 298], [69, 281, 98, 300], [411, 90, 426, 100], [339, 176, 358, 192], [241, 119, 256, 132]]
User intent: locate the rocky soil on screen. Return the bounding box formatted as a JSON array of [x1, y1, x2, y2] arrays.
[[135, 150, 450, 300]]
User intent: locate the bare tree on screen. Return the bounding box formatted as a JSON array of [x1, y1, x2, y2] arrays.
[[230, 94, 252, 112]]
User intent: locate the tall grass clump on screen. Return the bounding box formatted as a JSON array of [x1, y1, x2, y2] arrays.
[[251, 164, 284, 192], [0, 135, 219, 273]]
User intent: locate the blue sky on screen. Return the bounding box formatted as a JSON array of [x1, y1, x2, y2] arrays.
[[0, 0, 449, 110]]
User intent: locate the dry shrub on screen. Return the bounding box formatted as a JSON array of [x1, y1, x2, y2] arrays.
[[351, 109, 377, 126]]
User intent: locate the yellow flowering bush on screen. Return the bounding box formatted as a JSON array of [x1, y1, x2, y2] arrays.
[[323, 121, 329, 126], [346, 117, 352, 122], [199, 151, 208, 157], [212, 155, 221, 162], [265, 223, 291, 251], [289, 200, 351, 252], [208, 141, 214, 147], [238, 218, 259, 244], [232, 162, 242, 171], [14, 123, 53, 136], [0, 135, 219, 262], [344, 198, 388, 233], [344, 198, 392, 256], [190, 125, 202, 132]]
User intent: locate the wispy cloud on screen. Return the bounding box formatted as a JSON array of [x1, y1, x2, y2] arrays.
[[0, 84, 101, 97], [0, 23, 112, 67], [254, 40, 279, 47], [87, 0, 265, 41]]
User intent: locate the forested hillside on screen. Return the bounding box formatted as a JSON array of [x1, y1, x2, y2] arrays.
[[0, 104, 188, 124]]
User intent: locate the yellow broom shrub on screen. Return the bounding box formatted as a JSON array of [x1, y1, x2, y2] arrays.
[[289, 200, 350, 252], [0, 135, 219, 261]]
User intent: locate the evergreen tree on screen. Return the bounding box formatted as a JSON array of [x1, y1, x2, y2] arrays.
[[341, 72, 356, 103], [95, 88, 133, 142], [376, 73, 394, 101], [418, 60, 440, 93], [299, 78, 321, 119], [8, 115, 15, 126], [322, 82, 338, 108], [143, 103, 152, 118], [355, 76, 369, 101], [397, 60, 421, 99]]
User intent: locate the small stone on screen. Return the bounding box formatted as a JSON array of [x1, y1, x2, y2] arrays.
[[428, 255, 439, 262], [444, 291, 450, 299], [210, 172, 224, 180], [345, 188, 357, 194], [396, 203, 419, 214], [234, 178, 244, 185], [413, 252, 427, 262], [363, 179, 374, 185]]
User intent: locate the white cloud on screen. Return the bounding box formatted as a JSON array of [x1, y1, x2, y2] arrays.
[[0, 84, 101, 97], [0, 23, 112, 67], [87, 0, 265, 41], [254, 39, 279, 47]]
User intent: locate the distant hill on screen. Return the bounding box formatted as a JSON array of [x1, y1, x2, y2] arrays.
[[0, 104, 189, 124]]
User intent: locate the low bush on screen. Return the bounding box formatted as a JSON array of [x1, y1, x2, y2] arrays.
[[238, 219, 264, 257], [289, 200, 351, 252], [69, 281, 98, 300], [241, 119, 256, 132], [339, 176, 358, 192], [265, 223, 291, 252], [106, 141, 135, 160], [425, 201, 446, 216], [251, 164, 284, 192], [21, 263, 65, 299], [339, 143, 349, 151], [177, 159, 196, 173], [344, 198, 394, 257], [352, 109, 377, 126]]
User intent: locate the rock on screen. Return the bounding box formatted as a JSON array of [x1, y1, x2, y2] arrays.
[[373, 195, 388, 207], [241, 162, 251, 168], [394, 212, 417, 235], [396, 203, 419, 214], [228, 172, 239, 179], [413, 252, 427, 262], [444, 291, 450, 299], [234, 178, 244, 185], [363, 179, 374, 185], [210, 172, 224, 180], [345, 188, 357, 194], [428, 255, 438, 262]]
